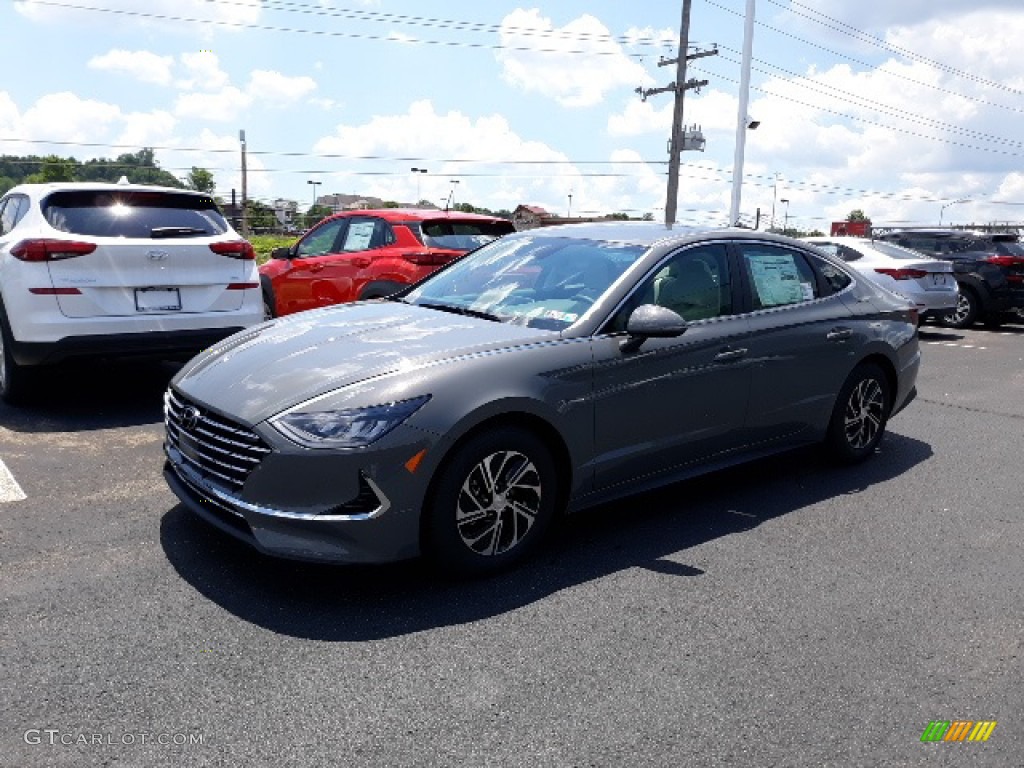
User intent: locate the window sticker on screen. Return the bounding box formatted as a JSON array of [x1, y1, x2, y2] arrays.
[[746, 252, 806, 307], [344, 220, 375, 250]]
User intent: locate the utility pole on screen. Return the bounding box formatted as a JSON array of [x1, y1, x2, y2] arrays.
[[239, 129, 248, 237], [636, 0, 717, 226]]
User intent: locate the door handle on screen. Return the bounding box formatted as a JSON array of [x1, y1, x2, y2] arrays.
[[826, 327, 852, 341], [309, 263, 325, 273], [351, 257, 371, 268], [714, 347, 747, 362]]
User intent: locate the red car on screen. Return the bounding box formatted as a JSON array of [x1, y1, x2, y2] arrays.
[[260, 209, 515, 317]]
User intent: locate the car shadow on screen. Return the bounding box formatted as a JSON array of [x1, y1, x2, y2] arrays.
[[917, 328, 963, 342], [160, 432, 933, 641], [0, 359, 179, 433]]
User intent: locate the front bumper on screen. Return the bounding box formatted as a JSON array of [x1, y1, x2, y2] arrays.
[[162, 426, 436, 564]]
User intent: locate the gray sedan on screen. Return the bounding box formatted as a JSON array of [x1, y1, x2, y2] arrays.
[[163, 223, 920, 575]]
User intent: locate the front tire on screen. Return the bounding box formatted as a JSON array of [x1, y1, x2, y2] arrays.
[[826, 363, 890, 463], [423, 427, 558, 576]]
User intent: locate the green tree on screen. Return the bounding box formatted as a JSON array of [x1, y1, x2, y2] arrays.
[[847, 209, 869, 221], [25, 155, 78, 183], [185, 167, 216, 194], [0, 176, 15, 195], [304, 204, 333, 228], [245, 199, 277, 231], [642, 212, 655, 221]]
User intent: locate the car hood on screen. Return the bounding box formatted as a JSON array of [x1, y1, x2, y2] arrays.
[[172, 301, 555, 424]]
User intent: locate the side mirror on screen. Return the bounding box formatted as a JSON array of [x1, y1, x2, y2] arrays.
[[620, 304, 687, 352], [271, 247, 292, 260]]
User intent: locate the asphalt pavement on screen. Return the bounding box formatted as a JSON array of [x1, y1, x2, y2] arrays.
[[2, 323, 1022, 767]]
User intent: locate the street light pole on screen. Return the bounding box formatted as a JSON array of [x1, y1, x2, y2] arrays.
[[446, 180, 460, 211], [567, 193, 573, 218], [307, 179, 321, 226], [780, 198, 790, 233], [411, 167, 427, 206]]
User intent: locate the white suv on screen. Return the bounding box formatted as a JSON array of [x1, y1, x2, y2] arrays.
[[0, 180, 263, 402]]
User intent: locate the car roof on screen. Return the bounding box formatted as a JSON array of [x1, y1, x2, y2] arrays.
[[8, 181, 213, 197], [326, 208, 511, 222], [509, 221, 809, 249]]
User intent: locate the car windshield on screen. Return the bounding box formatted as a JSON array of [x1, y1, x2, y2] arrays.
[[403, 235, 645, 330], [413, 219, 516, 251], [42, 190, 229, 238]]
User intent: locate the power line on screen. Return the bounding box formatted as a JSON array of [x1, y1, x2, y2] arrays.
[[26, 0, 669, 58], [691, 62, 1024, 159], [702, 0, 1024, 115], [764, 0, 1024, 97], [713, 49, 1024, 150]]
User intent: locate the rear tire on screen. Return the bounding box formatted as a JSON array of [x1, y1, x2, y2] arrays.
[[0, 314, 35, 405], [826, 363, 890, 464], [262, 290, 276, 321], [423, 427, 558, 576], [940, 288, 979, 329]]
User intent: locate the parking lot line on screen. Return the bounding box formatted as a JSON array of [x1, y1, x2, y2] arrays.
[[0, 457, 27, 502]]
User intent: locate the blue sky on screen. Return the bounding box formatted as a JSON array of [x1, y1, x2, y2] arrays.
[[3, 0, 1024, 231]]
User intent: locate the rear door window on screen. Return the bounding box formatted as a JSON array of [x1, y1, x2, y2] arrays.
[[42, 190, 229, 238], [735, 243, 821, 310], [0, 195, 29, 235]]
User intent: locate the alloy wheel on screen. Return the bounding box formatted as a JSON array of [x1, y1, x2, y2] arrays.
[[455, 450, 542, 556], [945, 293, 971, 326], [844, 377, 885, 450]]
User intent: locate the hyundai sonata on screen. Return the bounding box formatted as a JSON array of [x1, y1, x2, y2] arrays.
[[163, 223, 919, 574]]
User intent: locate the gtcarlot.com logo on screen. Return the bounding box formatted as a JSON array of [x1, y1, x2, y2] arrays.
[[24, 729, 204, 747], [921, 720, 997, 743]]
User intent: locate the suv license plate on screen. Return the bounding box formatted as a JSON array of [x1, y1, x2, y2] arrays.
[[135, 287, 182, 311]]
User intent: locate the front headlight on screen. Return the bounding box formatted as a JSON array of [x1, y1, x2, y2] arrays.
[[270, 395, 431, 449]]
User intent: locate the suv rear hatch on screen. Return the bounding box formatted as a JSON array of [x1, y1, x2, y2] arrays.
[[404, 218, 516, 265], [37, 189, 252, 318]]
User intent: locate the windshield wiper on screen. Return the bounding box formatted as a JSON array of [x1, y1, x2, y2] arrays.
[[416, 301, 502, 322], [150, 226, 209, 238]]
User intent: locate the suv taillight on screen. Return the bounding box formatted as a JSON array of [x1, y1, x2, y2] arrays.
[[875, 268, 928, 280], [983, 255, 1024, 267], [10, 239, 97, 261], [209, 241, 256, 260], [402, 251, 455, 266]]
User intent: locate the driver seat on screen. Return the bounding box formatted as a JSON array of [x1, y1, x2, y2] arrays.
[[653, 259, 720, 321]]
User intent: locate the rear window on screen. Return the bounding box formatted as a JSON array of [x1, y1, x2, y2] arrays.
[[42, 190, 229, 238], [870, 241, 934, 260], [413, 219, 515, 251]]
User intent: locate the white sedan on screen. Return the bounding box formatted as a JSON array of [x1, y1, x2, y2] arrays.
[[804, 236, 958, 321]]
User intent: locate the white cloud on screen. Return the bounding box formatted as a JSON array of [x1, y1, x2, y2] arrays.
[[22, 92, 122, 143], [496, 9, 653, 108], [247, 71, 318, 106], [88, 50, 174, 86], [313, 100, 598, 211], [174, 87, 252, 122], [176, 52, 230, 91], [115, 110, 177, 148]]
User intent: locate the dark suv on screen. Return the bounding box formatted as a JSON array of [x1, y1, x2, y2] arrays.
[[875, 229, 1024, 327]]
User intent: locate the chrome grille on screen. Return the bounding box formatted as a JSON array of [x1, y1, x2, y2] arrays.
[[164, 388, 270, 492]]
